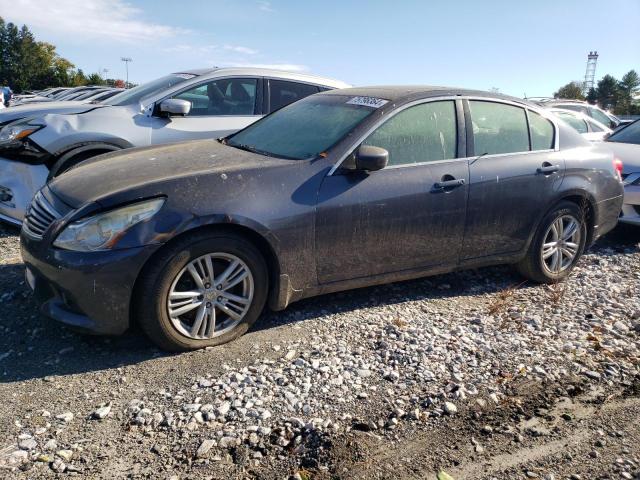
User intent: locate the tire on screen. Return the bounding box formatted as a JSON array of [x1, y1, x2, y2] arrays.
[[135, 231, 268, 351], [48, 150, 112, 179], [516, 201, 587, 284]]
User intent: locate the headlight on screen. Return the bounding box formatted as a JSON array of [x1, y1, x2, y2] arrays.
[[53, 198, 165, 252], [0, 123, 43, 143]]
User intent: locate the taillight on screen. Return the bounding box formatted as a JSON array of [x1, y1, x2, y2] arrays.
[[613, 158, 623, 181]]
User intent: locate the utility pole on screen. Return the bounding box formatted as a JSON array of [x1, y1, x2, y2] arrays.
[[121, 57, 133, 88]]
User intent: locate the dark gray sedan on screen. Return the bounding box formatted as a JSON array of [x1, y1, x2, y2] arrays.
[[20, 87, 624, 351]]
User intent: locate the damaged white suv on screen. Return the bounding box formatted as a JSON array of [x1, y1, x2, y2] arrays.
[[0, 67, 349, 224]]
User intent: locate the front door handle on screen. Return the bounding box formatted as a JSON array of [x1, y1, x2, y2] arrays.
[[434, 178, 465, 189], [537, 163, 560, 174]]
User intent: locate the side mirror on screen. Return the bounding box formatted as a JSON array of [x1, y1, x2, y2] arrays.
[[355, 145, 388, 172], [159, 98, 191, 117]]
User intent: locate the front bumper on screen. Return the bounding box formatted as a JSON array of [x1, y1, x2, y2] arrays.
[[619, 183, 640, 226], [0, 156, 49, 224], [21, 233, 161, 335]]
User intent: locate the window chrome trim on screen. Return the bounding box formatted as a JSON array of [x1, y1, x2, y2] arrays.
[[328, 95, 561, 176]]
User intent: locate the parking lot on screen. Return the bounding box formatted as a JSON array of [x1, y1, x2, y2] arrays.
[[1, 221, 638, 479]]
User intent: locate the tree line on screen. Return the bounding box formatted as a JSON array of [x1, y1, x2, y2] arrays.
[[0, 17, 127, 92], [554, 70, 640, 115]]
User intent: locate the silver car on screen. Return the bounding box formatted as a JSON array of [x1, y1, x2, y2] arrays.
[[600, 120, 640, 226], [549, 108, 612, 142], [0, 68, 349, 224]]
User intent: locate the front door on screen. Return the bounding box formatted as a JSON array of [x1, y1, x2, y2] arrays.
[[461, 100, 564, 259], [315, 100, 469, 284], [150, 77, 263, 145]]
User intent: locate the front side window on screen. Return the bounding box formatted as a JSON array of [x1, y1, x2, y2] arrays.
[[588, 107, 613, 128], [269, 80, 319, 112], [556, 111, 588, 134], [469, 101, 529, 155], [362, 101, 457, 166], [172, 78, 257, 116], [227, 94, 376, 159], [528, 110, 555, 150]]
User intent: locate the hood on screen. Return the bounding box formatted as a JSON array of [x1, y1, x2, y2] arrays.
[[49, 139, 295, 208], [601, 141, 640, 173], [0, 102, 106, 125]]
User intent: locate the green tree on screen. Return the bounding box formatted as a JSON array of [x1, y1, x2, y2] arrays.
[[86, 73, 106, 86], [586, 87, 598, 105], [596, 75, 618, 110], [616, 70, 640, 114], [0, 16, 80, 92], [554, 81, 585, 100]]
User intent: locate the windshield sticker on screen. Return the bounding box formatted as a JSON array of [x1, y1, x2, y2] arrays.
[[346, 96, 389, 108], [175, 73, 197, 79]]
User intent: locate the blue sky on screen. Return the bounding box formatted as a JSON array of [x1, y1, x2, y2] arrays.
[[1, 0, 639, 97]]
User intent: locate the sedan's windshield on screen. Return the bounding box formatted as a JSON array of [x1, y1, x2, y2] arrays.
[[104, 73, 198, 107], [227, 94, 378, 160], [607, 120, 640, 145]]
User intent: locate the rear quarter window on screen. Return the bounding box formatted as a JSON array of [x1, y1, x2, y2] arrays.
[[528, 110, 555, 150]]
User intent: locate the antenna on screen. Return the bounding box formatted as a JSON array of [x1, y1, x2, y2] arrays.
[[582, 51, 598, 95]]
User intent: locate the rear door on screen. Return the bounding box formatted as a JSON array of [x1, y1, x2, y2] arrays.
[[461, 100, 564, 260], [315, 99, 469, 283], [150, 77, 263, 144]]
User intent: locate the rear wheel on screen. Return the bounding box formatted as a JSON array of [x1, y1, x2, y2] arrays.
[[135, 231, 268, 351], [517, 201, 587, 283]]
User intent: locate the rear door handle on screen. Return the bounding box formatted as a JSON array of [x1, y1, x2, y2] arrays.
[[434, 178, 465, 189], [537, 164, 560, 174]]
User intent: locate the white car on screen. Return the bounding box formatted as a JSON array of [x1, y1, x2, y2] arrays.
[[549, 108, 612, 142], [0, 68, 349, 224]]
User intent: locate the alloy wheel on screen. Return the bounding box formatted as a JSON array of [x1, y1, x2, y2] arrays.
[[167, 253, 254, 339], [540, 214, 582, 275]]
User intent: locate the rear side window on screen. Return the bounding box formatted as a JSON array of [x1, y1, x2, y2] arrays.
[[528, 110, 554, 150], [469, 101, 529, 155], [363, 100, 457, 166], [556, 111, 588, 134], [269, 80, 319, 112]]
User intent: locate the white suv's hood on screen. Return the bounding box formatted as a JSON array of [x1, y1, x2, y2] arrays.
[[0, 101, 107, 125]]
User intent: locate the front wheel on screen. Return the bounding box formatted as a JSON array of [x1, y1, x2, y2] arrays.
[[517, 201, 587, 283], [135, 232, 268, 351]]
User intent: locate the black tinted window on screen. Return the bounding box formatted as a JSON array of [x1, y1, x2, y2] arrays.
[[469, 101, 529, 155], [269, 80, 318, 112], [608, 120, 640, 145]]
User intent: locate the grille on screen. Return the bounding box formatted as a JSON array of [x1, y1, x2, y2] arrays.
[[22, 191, 62, 239]]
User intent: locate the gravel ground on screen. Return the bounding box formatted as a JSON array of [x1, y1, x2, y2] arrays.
[[0, 222, 639, 479]]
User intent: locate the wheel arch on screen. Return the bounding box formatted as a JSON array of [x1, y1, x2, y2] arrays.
[[47, 141, 128, 178], [554, 192, 597, 246], [130, 221, 284, 328]]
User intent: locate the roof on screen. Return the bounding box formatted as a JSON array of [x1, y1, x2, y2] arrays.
[[173, 67, 350, 89], [321, 85, 532, 105]]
